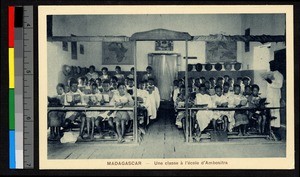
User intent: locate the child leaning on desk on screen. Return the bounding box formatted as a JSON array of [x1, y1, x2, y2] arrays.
[[84, 83, 104, 140], [194, 84, 213, 141], [230, 84, 249, 136], [63, 78, 87, 140], [109, 82, 134, 143], [48, 83, 66, 141]]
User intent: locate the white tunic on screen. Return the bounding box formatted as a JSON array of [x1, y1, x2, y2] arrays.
[[195, 93, 213, 131], [266, 71, 283, 128]]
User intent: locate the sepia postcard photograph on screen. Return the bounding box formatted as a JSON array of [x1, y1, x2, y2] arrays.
[[38, 5, 294, 169]]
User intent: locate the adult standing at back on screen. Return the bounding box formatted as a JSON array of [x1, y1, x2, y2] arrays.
[[265, 60, 284, 129], [85, 65, 99, 80]]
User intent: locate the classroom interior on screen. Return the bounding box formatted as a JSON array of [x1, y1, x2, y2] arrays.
[[47, 14, 287, 158]]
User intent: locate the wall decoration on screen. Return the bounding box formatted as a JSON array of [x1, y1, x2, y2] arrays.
[[206, 41, 237, 63], [245, 28, 250, 52], [71, 34, 77, 60], [80, 44, 84, 54], [62, 41, 68, 51], [155, 40, 173, 51], [102, 42, 134, 65]]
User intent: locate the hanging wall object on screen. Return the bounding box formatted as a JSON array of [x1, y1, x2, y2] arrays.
[[195, 63, 203, 72], [206, 41, 237, 63], [188, 64, 194, 71], [155, 40, 173, 51], [234, 62, 242, 71], [71, 34, 77, 60], [224, 62, 232, 71], [102, 41, 134, 65], [62, 41, 68, 51], [80, 44, 84, 54], [215, 63, 222, 71], [205, 63, 212, 71]]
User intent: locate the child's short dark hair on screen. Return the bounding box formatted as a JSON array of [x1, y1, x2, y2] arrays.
[[237, 77, 243, 80], [217, 77, 224, 81], [251, 84, 260, 91], [111, 76, 118, 81], [128, 78, 134, 82], [89, 65, 95, 70], [117, 82, 126, 88], [233, 84, 241, 89], [69, 78, 78, 86], [209, 77, 215, 81], [214, 85, 222, 90], [130, 67, 134, 71], [115, 66, 121, 70], [223, 82, 230, 87], [57, 83, 65, 90], [199, 83, 206, 88], [91, 83, 98, 88], [101, 67, 108, 71], [245, 85, 251, 90], [146, 66, 152, 70], [224, 75, 230, 78]]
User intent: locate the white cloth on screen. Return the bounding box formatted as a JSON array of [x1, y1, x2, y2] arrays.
[[195, 93, 213, 131], [211, 95, 228, 120], [64, 90, 85, 119], [266, 71, 283, 128], [172, 88, 180, 103], [60, 132, 78, 144], [85, 72, 99, 80]]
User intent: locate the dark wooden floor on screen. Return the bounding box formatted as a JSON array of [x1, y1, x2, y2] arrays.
[[48, 107, 286, 159]]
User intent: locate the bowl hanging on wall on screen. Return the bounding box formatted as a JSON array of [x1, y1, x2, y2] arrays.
[[195, 63, 203, 72], [205, 63, 212, 71], [234, 62, 242, 71], [188, 64, 194, 71], [214, 63, 222, 71], [224, 62, 232, 71]]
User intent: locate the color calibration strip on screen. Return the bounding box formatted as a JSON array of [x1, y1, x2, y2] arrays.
[[8, 6, 16, 169], [9, 6, 34, 169]]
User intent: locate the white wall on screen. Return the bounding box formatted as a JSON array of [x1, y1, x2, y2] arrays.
[[48, 14, 286, 96], [240, 14, 286, 97]]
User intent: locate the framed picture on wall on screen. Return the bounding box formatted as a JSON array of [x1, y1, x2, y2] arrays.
[[206, 41, 237, 63], [155, 40, 174, 51], [102, 41, 134, 65]]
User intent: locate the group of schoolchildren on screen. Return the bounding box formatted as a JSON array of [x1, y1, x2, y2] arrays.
[[173, 75, 268, 140], [48, 65, 160, 143]]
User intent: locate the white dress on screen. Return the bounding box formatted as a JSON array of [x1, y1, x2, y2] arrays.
[[211, 94, 228, 120], [266, 71, 283, 128], [195, 93, 213, 131]]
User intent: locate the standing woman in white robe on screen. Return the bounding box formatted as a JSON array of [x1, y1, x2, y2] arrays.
[[265, 60, 284, 128]]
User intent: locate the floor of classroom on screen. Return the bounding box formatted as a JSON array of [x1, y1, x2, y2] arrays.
[[48, 104, 286, 159]]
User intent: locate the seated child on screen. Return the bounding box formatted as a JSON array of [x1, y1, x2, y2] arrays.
[[84, 83, 104, 140], [126, 78, 135, 96], [211, 85, 229, 131], [195, 84, 213, 140], [230, 84, 249, 136], [64, 78, 86, 140], [48, 83, 66, 140], [223, 82, 235, 131], [77, 77, 86, 92], [174, 85, 187, 129], [248, 84, 267, 134], [110, 83, 134, 143], [98, 80, 115, 136]]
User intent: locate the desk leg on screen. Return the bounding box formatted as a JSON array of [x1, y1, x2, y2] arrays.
[[189, 110, 192, 142]]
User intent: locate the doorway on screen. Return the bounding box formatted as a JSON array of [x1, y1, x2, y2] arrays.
[[148, 53, 180, 101]]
